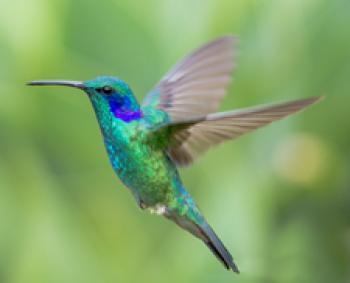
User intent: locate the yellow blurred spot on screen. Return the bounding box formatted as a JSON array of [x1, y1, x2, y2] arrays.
[[273, 134, 328, 185]]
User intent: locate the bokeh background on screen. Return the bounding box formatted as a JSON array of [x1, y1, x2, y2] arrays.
[[0, 0, 349, 282]]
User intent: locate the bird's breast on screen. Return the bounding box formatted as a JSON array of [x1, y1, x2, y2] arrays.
[[103, 123, 176, 206]]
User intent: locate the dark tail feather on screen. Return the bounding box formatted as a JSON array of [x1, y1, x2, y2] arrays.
[[164, 197, 239, 273], [200, 223, 239, 273]]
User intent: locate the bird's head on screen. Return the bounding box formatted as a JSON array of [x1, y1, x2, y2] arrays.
[[27, 76, 142, 122]]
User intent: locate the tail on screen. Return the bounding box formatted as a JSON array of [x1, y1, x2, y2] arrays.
[[200, 221, 239, 273], [166, 206, 239, 273]]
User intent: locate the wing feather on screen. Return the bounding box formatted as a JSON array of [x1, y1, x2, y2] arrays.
[[142, 36, 237, 120], [165, 97, 323, 166]]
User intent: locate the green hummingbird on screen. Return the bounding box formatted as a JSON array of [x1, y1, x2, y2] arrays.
[[28, 36, 322, 273]]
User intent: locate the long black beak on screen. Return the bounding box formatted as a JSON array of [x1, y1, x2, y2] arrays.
[[27, 80, 85, 89]]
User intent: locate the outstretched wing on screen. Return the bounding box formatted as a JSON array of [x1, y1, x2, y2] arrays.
[[142, 36, 237, 121], [162, 97, 323, 166]]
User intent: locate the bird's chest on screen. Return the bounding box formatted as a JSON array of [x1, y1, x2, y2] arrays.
[[105, 124, 157, 178], [103, 123, 173, 205], [104, 123, 144, 176]]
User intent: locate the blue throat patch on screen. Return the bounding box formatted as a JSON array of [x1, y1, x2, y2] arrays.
[[107, 96, 143, 122]]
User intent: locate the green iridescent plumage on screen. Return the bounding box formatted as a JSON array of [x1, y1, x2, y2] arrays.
[[28, 36, 322, 273]]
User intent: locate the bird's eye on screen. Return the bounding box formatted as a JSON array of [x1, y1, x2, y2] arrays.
[[96, 86, 114, 95], [102, 86, 114, 94]]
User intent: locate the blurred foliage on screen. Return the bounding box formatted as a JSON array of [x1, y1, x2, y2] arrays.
[[0, 0, 349, 282]]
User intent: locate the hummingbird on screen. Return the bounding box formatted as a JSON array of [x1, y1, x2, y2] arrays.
[[28, 36, 322, 273]]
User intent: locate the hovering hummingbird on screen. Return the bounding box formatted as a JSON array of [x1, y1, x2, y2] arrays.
[[28, 36, 322, 273]]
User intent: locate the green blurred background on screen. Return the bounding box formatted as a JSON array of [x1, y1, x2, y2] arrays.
[[0, 0, 349, 282]]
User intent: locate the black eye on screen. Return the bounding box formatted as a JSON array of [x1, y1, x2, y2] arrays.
[[96, 86, 114, 95]]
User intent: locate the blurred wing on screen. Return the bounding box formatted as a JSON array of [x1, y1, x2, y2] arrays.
[[165, 97, 323, 166], [142, 36, 237, 121]]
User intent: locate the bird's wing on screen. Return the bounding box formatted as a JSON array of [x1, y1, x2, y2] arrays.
[[158, 97, 322, 166], [142, 36, 237, 121]]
